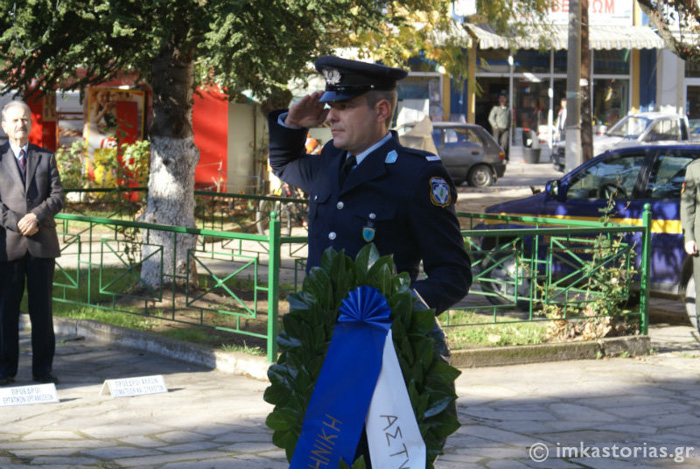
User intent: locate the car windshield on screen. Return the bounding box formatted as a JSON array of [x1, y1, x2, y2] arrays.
[[606, 116, 652, 138]]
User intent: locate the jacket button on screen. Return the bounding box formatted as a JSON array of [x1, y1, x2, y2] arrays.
[[328, 232, 336, 240], [336, 201, 344, 210]]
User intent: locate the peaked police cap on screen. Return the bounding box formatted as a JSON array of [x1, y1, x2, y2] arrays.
[[314, 56, 408, 103]]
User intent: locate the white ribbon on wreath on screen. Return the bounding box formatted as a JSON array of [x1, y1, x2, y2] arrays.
[[366, 329, 426, 467]]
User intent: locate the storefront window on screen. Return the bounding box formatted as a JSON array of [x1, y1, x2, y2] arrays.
[[593, 78, 628, 127], [514, 79, 549, 130], [397, 74, 443, 121], [686, 60, 700, 78], [553, 51, 567, 73], [593, 50, 630, 75], [514, 50, 550, 73], [477, 49, 510, 73], [687, 86, 700, 123]]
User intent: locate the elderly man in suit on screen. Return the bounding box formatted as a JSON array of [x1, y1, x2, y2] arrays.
[[0, 100, 64, 386]]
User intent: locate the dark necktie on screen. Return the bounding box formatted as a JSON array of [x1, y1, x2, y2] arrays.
[[339, 154, 356, 186], [18, 149, 26, 178]]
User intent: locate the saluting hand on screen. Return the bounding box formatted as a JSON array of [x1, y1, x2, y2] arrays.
[[285, 91, 328, 129]]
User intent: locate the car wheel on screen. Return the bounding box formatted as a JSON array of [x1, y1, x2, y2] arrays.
[[682, 273, 699, 330], [468, 164, 494, 187], [477, 248, 531, 307]]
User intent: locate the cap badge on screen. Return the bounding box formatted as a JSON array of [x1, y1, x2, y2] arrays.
[[323, 68, 342, 86]]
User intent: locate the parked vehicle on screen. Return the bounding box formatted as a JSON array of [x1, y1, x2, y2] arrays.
[[482, 144, 700, 327], [396, 118, 506, 187], [552, 112, 693, 172]]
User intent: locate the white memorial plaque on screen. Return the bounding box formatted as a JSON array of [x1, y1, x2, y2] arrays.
[[0, 384, 59, 407], [101, 375, 168, 398]]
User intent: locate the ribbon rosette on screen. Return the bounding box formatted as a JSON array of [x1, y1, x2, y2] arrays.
[[290, 286, 425, 468]]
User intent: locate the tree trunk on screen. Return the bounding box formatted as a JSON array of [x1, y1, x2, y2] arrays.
[[139, 42, 199, 288]]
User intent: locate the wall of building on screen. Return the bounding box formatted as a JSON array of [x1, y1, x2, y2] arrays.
[[226, 102, 264, 194], [193, 87, 229, 192], [657, 49, 686, 115]]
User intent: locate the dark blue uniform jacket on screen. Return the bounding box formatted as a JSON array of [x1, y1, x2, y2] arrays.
[[268, 110, 471, 314]]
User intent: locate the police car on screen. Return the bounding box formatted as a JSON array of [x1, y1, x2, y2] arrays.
[[483, 143, 700, 328]]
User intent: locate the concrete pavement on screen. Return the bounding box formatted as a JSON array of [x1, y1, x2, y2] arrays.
[[1, 310, 699, 468]]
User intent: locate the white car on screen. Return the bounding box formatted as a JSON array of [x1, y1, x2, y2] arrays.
[[553, 112, 692, 171]]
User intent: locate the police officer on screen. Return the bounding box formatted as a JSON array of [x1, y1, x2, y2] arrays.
[[268, 55, 471, 314], [681, 159, 700, 332]]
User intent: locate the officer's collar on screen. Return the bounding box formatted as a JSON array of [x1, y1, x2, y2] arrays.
[[354, 132, 392, 166]]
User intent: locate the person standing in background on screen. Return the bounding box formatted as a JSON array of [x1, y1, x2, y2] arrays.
[[0, 100, 64, 386], [555, 97, 567, 143], [681, 158, 700, 332], [488, 93, 511, 161]]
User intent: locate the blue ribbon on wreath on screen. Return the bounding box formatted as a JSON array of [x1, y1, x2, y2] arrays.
[[290, 285, 392, 468]]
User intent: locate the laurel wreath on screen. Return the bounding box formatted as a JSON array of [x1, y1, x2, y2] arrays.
[[264, 245, 461, 468]]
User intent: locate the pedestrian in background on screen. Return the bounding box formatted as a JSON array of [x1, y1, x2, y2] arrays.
[[681, 159, 700, 332], [555, 97, 567, 143], [488, 93, 511, 161], [0, 100, 64, 386]]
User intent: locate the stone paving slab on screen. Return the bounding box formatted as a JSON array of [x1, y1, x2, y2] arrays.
[[1, 311, 699, 467]]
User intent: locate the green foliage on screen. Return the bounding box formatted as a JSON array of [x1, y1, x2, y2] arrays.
[[57, 139, 149, 191], [0, 0, 404, 99], [638, 1, 700, 63], [446, 311, 548, 348], [55, 140, 88, 189], [473, 0, 551, 34], [264, 244, 461, 468], [0, 1, 552, 100]]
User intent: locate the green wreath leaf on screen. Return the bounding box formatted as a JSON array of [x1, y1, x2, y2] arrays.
[[264, 244, 461, 466]]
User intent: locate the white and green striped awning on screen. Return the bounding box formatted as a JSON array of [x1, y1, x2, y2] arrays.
[[462, 23, 665, 50]]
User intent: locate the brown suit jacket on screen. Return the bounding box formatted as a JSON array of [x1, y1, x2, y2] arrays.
[[0, 142, 64, 261]]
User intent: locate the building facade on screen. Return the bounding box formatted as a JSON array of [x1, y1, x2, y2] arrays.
[[445, 0, 666, 158]]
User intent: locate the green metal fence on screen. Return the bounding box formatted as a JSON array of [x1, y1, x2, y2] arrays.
[[54, 190, 651, 362], [452, 204, 651, 336]]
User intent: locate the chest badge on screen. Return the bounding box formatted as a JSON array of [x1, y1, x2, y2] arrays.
[[363, 212, 376, 242]]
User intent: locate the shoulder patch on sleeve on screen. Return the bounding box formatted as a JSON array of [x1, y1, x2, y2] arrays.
[[429, 177, 451, 207]]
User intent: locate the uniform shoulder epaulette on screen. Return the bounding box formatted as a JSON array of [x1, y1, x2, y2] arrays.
[[401, 146, 441, 161]]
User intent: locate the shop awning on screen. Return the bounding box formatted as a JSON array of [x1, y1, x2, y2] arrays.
[[464, 23, 665, 50]]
